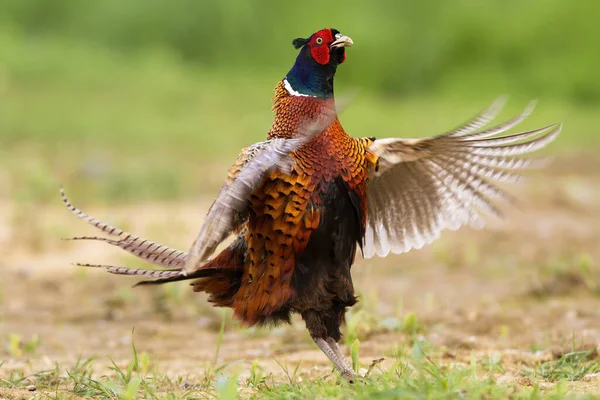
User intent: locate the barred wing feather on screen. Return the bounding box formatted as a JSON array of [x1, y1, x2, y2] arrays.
[[364, 99, 561, 258], [183, 102, 343, 272]]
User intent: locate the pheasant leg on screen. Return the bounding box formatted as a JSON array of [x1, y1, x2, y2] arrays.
[[326, 338, 354, 371], [314, 338, 356, 382]]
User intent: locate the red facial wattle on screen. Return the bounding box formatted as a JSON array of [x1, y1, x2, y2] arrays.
[[308, 29, 335, 65]]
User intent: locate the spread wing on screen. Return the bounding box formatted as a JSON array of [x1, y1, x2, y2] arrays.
[[364, 98, 561, 258], [183, 101, 345, 273], [183, 138, 305, 273]]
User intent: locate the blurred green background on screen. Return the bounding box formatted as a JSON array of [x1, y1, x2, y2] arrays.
[[0, 0, 598, 204]]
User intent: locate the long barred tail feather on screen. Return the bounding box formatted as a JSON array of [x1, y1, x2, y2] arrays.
[[76, 263, 183, 277], [61, 187, 228, 286], [64, 235, 188, 268], [61, 188, 189, 269], [61, 187, 133, 238], [75, 262, 225, 287]]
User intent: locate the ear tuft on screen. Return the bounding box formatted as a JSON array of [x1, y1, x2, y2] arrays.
[[292, 37, 309, 49]]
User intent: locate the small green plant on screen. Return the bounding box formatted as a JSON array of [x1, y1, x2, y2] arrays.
[[6, 333, 41, 357], [215, 370, 240, 400], [401, 312, 424, 334], [121, 378, 141, 400], [246, 360, 270, 388], [481, 353, 505, 374], [577, 252, 598, 294], [138, 351, 153, 375], [214, 309, 227, 365], [273, 358, 302, 385], [527, 349, 600, 382], [344, 308, 379, 347], [7, 333, 21, 357], [108, 329, 141, 388], [24, 335, 42, 354], [350, 338, 360, 373], [344, 310, 361, 346]]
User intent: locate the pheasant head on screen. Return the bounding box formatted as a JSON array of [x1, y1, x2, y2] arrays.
[[285, 28, 353, 98]]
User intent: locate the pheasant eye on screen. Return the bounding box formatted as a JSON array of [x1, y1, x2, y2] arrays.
[[315, 37, 323, 45]]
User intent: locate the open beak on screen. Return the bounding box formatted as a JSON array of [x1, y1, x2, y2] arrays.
[[330, 35, 353, 49]]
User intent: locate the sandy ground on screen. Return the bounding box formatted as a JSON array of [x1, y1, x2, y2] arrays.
[[1, 156, 600, 394]]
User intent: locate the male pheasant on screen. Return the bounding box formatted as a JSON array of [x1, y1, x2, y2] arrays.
[[63, 28, 561, 380]]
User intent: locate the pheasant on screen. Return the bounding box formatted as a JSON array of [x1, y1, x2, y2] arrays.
[[62, 28, 561, 380]]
